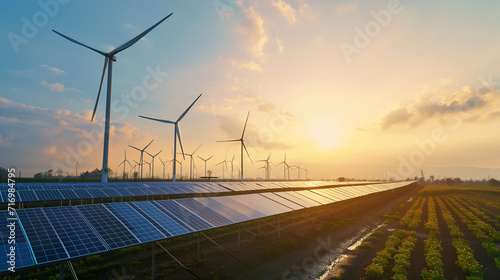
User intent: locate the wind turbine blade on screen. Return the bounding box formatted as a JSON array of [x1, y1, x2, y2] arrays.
[[207, 155, 214, 161], [197, 156, 204, 161], [154, 150, 162, 157], [145, 151, 153, 157], [128, 145, 142, 152], [176, 125, 185, 159], [118, 161, 125, 167], [91, 57, 110, 121], [110, 13, 173, 55], [192, 143, 203, 155], [134, 160, 140, 165], [126, 160, 133, 168], [267, 152, 272, 161], [232, 155, 235, 162], [241, 111, 250, 139], [52, 30, 107, 56], [216, 139, 240, 142], [159, 158, 165, 165], [139, 115, 175, 124], [143, 139, 154, 150], [177, 93, 202, 122], [242, 142, 253, 164]]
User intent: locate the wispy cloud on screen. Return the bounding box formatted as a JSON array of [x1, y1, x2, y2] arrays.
[[227, 58, 263, 72], [373, 83, 500, 131], [276, 37, 284, 53], [42, 64, 66, 75], [40, 81, 83, 93], [235, 4, 268, 62], [334, 1, 358, 15], [272, 0, 297, 24]]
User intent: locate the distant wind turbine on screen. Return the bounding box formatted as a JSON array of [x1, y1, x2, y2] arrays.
[[146, 150, 162, 179], [277, 152, 290, 180], [139, 94, 202, 182], [117, 150, 133, 179], [230, 155, 235, 180], [217, 111, 253, 182], [128, 139, 154, 179], [143, 159, 151, 178], [257, 153, 272, 180], [216, 151, 229, 180], [180, 143, 203, 180], [197, 155, 214, 178], [53, 13, 173, 182]]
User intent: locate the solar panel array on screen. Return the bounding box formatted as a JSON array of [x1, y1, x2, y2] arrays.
[[0, 181, 414, 272], [0, 181, 377, 203]]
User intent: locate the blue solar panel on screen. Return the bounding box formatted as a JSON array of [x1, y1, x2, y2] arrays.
[[86, 189, 108, 198], [104, 203, 167, 242], [115, 188, 134, 197], [194, 197, 251, 223], [126, 188, 148, 196], [76, 205, 139, 249], [101, 188, 121, 197], [72, 189, 91, 199], [130, 201, 190, 236], [153, 200, 212, 231], [0, 211, 34, 271], [17, 190, 38, 202], [42, 207, 108, 257], [34, 190, 64, 201], [16, 208, 69, 264], [58, 189, 80, 200], [126, 202, 173, 237], [175, 199, 233, 227]]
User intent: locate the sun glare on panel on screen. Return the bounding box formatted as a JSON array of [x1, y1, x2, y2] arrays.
[[309, 115, 342, 151]]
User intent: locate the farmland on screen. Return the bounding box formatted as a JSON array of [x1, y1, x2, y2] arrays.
[[338, 185, 500, 280]]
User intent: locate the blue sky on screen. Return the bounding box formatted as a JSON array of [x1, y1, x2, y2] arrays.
[[2, 0, 500, 180]]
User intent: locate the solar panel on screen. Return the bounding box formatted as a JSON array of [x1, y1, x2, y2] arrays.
[[76, 205, 139, 249], [42, 207, 108, 257], [16, 208, 69, 264], [86, 189, 108, 198], [104, 203, 167, 242], [58, 189, 80, 200], [259, 193, 305, 210], [225, 194, 293, 216], [17, 190, 38, 202], [153, 200, 212, 231], [129, 201, 190, 237], [193, 197, 251, 223], [0, 211, 34, 271], [175, 199, 233, 227]]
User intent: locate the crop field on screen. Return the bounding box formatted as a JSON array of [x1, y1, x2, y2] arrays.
[[339, 185, 500, 280]]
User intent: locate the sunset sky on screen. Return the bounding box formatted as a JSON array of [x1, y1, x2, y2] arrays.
[[1, 0, 500, 180]]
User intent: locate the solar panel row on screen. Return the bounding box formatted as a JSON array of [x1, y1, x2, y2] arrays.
[[0, 181, 413, 272], [0, 181, 378, 203]]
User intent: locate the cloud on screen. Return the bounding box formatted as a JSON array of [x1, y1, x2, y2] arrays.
[[376, 83, 500, 131], [0, 97, 153, 176], [42, 64, 66, 75], [235, 4, 268, 62], [334, 1, 358, 15], [272, 0, 297, 24], [276, 37, 284, 53], [40, 81, 83, 93], [227, 58, 263, 72], [299, 0, 313, 19]]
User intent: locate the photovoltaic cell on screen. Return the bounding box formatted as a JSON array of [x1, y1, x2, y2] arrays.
[[0, 211, 34, 271], [194, 197, 250, 223], [212, 196, 266, 219], [58, 189, 79, 200], [153, 200, 212, 231], [104, 203, 167, 242], [86, 189, 108, 198], [130, 201, 191, 236], [16, 208, 68, 264], [175, 199, 233, 227], [42, 207, 108, 257], [76, 205, 139, 249]]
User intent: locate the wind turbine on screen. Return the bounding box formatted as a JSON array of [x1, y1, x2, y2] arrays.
[[277, 152, 290, 180], [257, 153, 272, 180], [146, 150, 162, 179], [159, 158, 172, 180], [128, 139, 154, 179], [180, 143, 203, 180], [230, 155, 235, 180], [216, 151, 229, 180], [197, 155, 214, 178], [117, 150, 133, 179], [53, 13, 173, 182], [139, 94, 202, 182], [143, 159, 151, 178], [217, 111, 253, 182]]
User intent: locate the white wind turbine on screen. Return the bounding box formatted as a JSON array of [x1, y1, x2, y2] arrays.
[[217, 111, 253, 182], [230, 155, 235, 180], [146, 150, 162, 179], [139, 94, 202, 182], [117, 150, 133, 179], [53, 13, 173, 182], [197, 155, 214, 178], [216, 151, 229, 180], [128, 139, 154, 179], [143, 159, 151, 178], [257, 153, 272, 181], [277, 152, 290, 180], [180, 143, 203, 180]]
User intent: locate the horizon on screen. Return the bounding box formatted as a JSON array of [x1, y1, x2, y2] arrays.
[[1, 1, 500, 180]]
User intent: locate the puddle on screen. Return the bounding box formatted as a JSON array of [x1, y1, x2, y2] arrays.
[[314, 223, 385, 280]]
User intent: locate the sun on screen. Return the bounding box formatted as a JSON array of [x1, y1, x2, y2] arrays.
[[309, 115, 342, 151]]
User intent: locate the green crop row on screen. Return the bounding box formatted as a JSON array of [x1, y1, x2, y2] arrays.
[[436, 197, 484, 279], [400, 197, 425, 229], [421, 197, 444, 280], [392, 233, 417, 280], [365, 230, 415, 279]]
